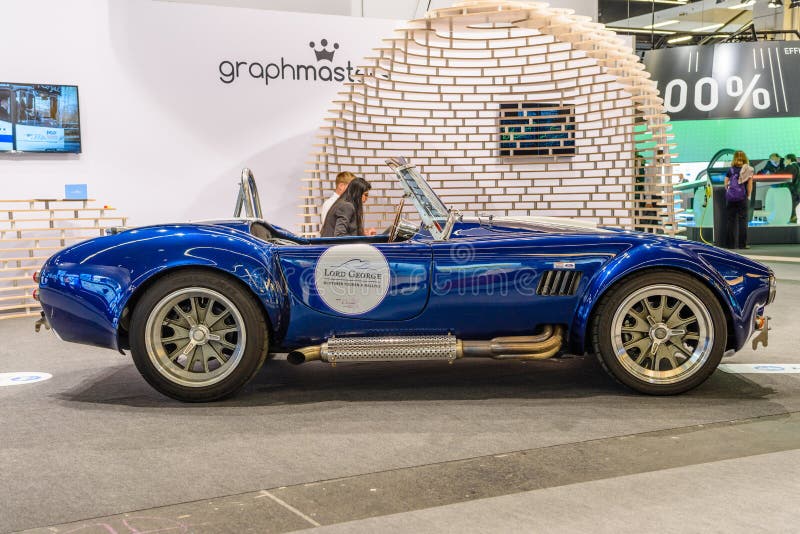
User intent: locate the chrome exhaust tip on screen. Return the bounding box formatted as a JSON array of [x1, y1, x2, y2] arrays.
[[287, 345, 322, 365]]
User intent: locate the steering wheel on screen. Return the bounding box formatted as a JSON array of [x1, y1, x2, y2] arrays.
[[388, 196, 406, 242]]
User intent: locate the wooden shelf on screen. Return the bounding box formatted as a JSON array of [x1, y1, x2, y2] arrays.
[[0, 284, 36, 293], [0, 198, 98, 203], [0, 311, 39, 320], [0, 256, 50, 263], [0, 198, 128, 320], [0, 293, 34, 301], [0, 245, 72, 254], [0, 226, 108, 233], [5, 208, 116, 213], [0, 303, 39, 313], [1, 217, 125, 224], [0, 237, 95, 244], [0, 267, 38, 274]]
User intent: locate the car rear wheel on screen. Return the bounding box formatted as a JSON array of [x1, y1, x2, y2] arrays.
[[130, 270, 268, 402], [591, 270, 727, 395]]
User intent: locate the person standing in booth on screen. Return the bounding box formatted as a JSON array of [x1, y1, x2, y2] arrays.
[[759, 153, 784, 175], [784, 154, 800, 224], [320, 177, 375, 237], [320, 171, 356, 227], [0, 96, 10, 121], [723, 150, 754, 249]]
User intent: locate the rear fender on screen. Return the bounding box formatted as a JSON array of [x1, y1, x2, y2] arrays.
[[38, 225, 288, 350]]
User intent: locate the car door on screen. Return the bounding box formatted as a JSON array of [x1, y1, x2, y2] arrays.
[[427, 235, 613, 335], [276, 240, 432, 321]]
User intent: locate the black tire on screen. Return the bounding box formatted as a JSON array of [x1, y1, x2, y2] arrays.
[[591, 270, 727, 395], [130, 270, 268, 402]]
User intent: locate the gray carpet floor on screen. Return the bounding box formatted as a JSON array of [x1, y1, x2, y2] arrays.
[[2, 260, 799, 533]]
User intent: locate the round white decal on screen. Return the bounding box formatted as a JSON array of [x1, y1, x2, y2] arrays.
[[0, 372, 53, 387], [315, 244, 391, 315]]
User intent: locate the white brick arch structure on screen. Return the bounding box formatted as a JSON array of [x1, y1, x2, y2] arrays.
[[300, 0, 678, 237]]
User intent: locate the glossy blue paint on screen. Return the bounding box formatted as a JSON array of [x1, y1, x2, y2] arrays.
[[38, 224, 289, 350], [277, 242, 432, 321], [275, 232, 625, 348], [37, 217, 772, 357], [570, 237, 771, 352]]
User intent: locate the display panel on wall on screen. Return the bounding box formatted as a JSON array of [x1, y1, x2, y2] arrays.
[[498, 103, 576, 158], [0, 83, 81, 153], [644, 43, 800, 121]]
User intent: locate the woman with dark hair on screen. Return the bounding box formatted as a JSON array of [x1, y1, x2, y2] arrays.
[[320, 177, 373, 237]]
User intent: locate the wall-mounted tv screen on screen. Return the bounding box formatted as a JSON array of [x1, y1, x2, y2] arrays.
[[0, 83, 81, 153]]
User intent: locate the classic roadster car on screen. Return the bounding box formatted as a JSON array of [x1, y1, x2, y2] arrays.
[[36, 158, 775, 401]]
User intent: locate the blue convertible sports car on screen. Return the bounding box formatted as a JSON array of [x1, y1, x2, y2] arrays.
[[36, 158, 775, 401]]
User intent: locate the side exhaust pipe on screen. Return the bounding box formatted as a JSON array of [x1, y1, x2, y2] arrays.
[[459, 325, 563, 360], [287, 326, 564, 364]]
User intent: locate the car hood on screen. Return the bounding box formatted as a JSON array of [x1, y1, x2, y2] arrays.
[[485, 216, 611, 233], [451, 216, 771, 272], [450, 216, 614, 238]]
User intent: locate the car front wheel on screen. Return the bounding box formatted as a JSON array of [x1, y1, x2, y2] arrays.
[[129, 270, 268, 402], [592, 270, 727, 395]]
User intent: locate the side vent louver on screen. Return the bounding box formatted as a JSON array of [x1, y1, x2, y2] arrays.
[[537, 270, 582, 296]]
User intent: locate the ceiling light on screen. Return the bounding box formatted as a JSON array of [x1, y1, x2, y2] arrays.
[[692, 23, 724, 32], [608, 27, 677, 35], [668, 35, 694, 44], [768, 0, 782, 7], [630, 0, 691, 4], [644, 19, 680, 29], [728, 0, 755, 8]]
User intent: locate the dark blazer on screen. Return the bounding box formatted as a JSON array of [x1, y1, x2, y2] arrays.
[[320, 200, 359, 237], [786, 162, 800, 195]]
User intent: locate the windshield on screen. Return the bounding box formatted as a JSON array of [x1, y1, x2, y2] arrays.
[[386, 157, 453, 240]]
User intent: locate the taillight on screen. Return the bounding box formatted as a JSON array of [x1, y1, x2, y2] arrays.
[[32, 289, 40, 301], [33, 271, 40, 283]]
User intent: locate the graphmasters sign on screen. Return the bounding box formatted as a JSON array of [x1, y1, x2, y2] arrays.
[[218, 37, 362, 86], [644, 42, 800, 121]]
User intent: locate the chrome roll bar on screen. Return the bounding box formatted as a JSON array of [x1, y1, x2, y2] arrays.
[[233, 168, 263, 219]]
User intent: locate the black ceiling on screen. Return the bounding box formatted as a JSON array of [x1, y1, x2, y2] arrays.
[[599, 0, 687, 25]]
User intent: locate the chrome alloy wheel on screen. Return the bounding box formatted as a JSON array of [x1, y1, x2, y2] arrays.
[[144, 288, 246, 388], [610, 284, 714, 385]]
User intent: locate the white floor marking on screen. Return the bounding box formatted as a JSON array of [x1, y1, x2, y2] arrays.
[[743, 255, 800, 264], [256, 490, 322, 527], [0, 372, 53, 386], [719, 364, 800, 374]]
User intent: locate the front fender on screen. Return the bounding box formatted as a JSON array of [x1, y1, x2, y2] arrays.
[[38, 225, 288, 350], [569, 241, 770, 354]]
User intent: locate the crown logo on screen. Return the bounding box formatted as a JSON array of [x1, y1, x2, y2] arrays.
[[309, 39, 339, 62]]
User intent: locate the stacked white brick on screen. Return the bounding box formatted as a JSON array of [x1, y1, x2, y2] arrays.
[[300, 0, 679, 237]]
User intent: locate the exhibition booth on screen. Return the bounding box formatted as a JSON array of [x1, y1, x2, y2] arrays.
[[645, 42, 800, 245], [2, 1, 798, 532], [1, 0, 798, 325], [0, 0, 797, 327]]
